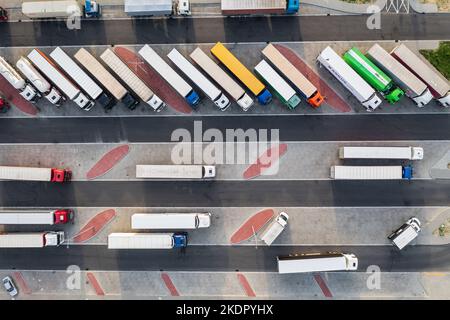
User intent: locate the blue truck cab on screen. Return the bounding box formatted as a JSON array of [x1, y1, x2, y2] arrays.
[[402, 165, 413, 180], [84, 0, 101, 18], [173, 233, 188, 248], [186, 90, 201, 109], [286, 0, 300, 14], [257, 89, 273, 105]]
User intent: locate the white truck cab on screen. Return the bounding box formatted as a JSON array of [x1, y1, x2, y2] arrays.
[[388, 217, 421, 250], [177, 0, 191, 15], [45, 231, 65, 246], [259, 211, 289, 245], [16, 57, 64, 106], [203, 165, 216, 178]]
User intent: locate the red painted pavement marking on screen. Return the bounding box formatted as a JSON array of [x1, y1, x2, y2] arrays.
[[161, 273, 180, 296], [230, 209, 275, 244], [313, 274, 333, 298], [274, 44, 352, 113], [87, 272, 105, 296], [0, 76, 38, 116], [243, 143, 287, 180], [114, 46, 192, 114], [73, 209, 116, 243], [237, 273, 256, 297], [86, 144, 130, 180], [13, 272, 32, 295]]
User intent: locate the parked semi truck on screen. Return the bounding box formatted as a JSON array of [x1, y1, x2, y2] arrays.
[[254, 60, 301, 109], [366, 44, 433, 108], [211, 42, 272, 105], [16, 57, 63, 106], [259, 211, 289, 245], [391, 44, 450, 108], [0, 231, 65, 248], [139, 45, 200, 109], [0, 165, 71, 182], [132, 212, 211, 229], [317, 46, 382, 111], [0, 209, 73, 225], [277, 252, 358, 274], [74, 48, 138, 110], [22, 1, 100, 19], [330, 165, 413, 180], [50, 47, 114, 111], [388, 217, 421, 250], [107, 233, 187, 249], [124, 0, 190, 16], [100, 48, 165, 111], [27, 49, 94, 110], [168, 49, 230, 111], [339, 146, 423, 160], [221, 0, 299, 15], [262, 43, 324, 108], [0, 56, 39, 102], [136, 165, 215, 179], [190, 48, 254, 111], [343, 47, 404, 104]]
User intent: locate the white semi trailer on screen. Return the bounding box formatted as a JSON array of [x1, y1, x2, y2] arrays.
[[124, 0, 191, 16], [0, 165, 71, 183], [16, 57, 63, 106], [50, 47, 114, 111], [330, 165, 413, 180], [131, 213, 211, 229], [22, 1, 82, 18], [339, 146, 423, 160], [74, 48, 138, 110], [317, 46, 382, 111], [277, 253, 358, 274], [254, 60, 301, 109], [391, 44, 450, 108], [0, 209, 73, 225], [0, 231, 65, 248], [0, 56, 39, 102], [100, 48, 165, 111], [138, 45, 200, 109], [27, 49, 95, 110], [107, 233, 187, 249], [190, 47, 254, 111], [136, 165, 216, 179], [366, 44, 433, 108], [167, 48, 231, 111]]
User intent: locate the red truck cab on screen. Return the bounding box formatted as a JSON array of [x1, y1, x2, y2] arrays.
[[54, 209, 74, 224], [0, 96, 10, 113], [51, 168, 72, 182], [0, 7, 7, 21]]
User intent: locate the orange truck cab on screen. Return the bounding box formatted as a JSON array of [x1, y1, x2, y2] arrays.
[[307, 92, 325, 108]]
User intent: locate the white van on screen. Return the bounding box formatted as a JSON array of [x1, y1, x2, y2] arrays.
[[388, 217, 421, 250], [131, 213, 211, 230], [259, 212, 289, 246]]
